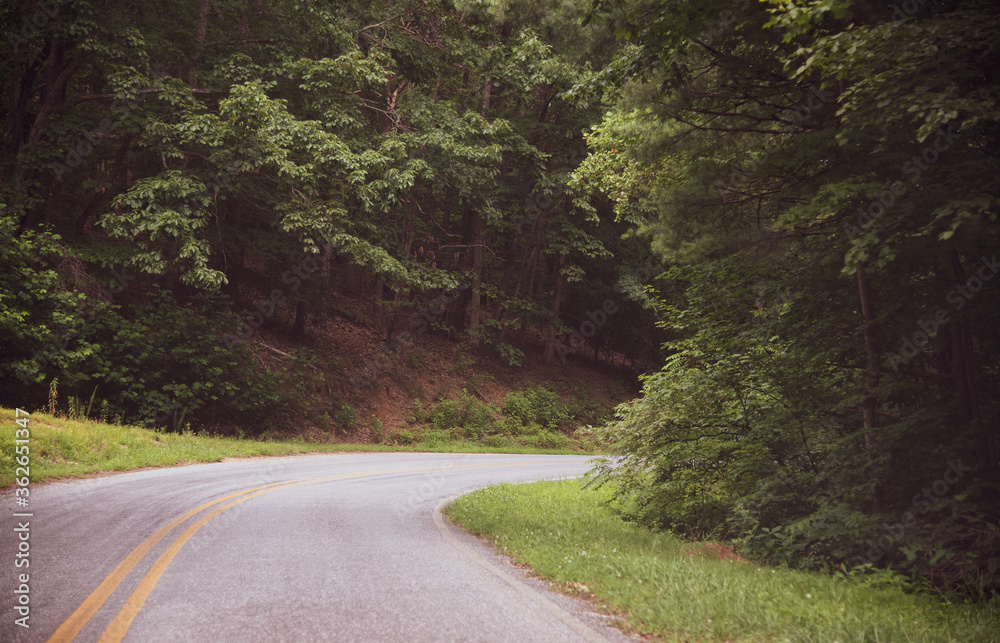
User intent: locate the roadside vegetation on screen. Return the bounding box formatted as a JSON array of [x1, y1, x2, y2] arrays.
[[399, 385, 605, 451], [0, 407, 595, 488], [447, 480, 1000, 642]]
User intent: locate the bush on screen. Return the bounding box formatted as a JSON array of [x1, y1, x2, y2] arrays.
[[390, 429, 416, 445], [426, 390, 497, 439], [419, 429, 454, 446], [335, 404, 357, 433], [502, 386, 570, 431], [81, 289, 322, 432], [472, 318, 524, 366], [369, 417, 384, 442], [0, 214, 104, 403]]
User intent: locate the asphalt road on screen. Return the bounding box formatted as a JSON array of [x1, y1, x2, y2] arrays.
[[2, 452, 635, 642]]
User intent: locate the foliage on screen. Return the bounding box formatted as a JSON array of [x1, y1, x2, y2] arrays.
[[581, 0, 1000, 599], [502, 386, 571, 431], [335, 404, 358, 434], [427, 390, 498, 440], [2, 0, 997, 603], [0, 213, 103, 397]]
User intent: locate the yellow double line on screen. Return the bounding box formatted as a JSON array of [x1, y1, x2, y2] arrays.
[[47, 462, 541, 642]]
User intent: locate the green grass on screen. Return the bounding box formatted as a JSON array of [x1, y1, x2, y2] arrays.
[[0, 408, 594, 487], [446, 479, 1000, 643]]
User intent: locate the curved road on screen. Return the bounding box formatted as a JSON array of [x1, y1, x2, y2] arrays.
[[2, 453, 633, 642]]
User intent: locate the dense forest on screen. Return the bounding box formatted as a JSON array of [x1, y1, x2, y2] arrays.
[[2, 0, 998, 600]]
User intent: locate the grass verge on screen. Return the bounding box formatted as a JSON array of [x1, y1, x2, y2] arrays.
[[445, 479, 1000, 642], [0, 408, 593, 487]]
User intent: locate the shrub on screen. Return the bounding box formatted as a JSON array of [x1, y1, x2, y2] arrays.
[[79, 289, 320, 432], [335, 404, 357, 433], [427, 390, 497, 439], [419, 429, 453, 446], [369, 417, 384, 442], [502, 386, 569, 431], [390, 429, 416, 445]]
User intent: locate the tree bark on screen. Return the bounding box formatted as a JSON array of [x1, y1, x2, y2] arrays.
[[856, 262, 884, 511], [543, 254, 566, 363], [467, 212, 484, 344], [292, 300, 307, 339], [188, 0, 211, 88], [947, 253, 989, 472]]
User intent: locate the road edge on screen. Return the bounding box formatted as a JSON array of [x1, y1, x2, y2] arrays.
[[433, 491, 615, 642]]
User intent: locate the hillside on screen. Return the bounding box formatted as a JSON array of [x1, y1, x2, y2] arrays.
[[239, 287, 640, 445]]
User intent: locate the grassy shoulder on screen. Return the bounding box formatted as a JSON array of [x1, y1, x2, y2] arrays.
[[0, 408, 593, 488], [445, 479, 1000, 643]]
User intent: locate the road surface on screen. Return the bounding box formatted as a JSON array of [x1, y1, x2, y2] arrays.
[[2, 452, 634, 642]]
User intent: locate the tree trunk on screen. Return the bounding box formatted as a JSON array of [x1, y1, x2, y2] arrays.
[[188, 0, 211, 88], [292, 300, 307, 339], [543, 254, 566, 363], [467, 212, 484, 344], [5, 44, 47, 157], [856, 262, 884, 511], [372, 276, 384, 330], [947, 253, 988, 471]]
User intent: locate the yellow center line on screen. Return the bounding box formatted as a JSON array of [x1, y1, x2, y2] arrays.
[[98, 483, 316, 642], [49, 461, 554, 642], [45, 477, 315, 643]]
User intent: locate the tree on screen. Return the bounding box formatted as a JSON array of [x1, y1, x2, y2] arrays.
[[584, 0, 1000, 596]]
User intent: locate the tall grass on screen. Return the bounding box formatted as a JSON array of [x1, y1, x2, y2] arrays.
[[446, 480, 1000, 642]]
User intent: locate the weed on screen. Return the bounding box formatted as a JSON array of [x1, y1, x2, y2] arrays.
[[406, 349, 428, 369], [335, 404, 357, 433], [451, 343, 475, 372], [390, 429, 416, 445], [483, 434, 516, 449], [425, 390, 497, 440], [502, 386, 569, 431], [419, 429, 454, 446], [48, 378, 59, 416], [370, 416, 385, 442], [521, 430, 569, 449]]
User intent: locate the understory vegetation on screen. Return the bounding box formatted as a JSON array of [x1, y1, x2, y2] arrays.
[[399, 385, 606, 450]]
